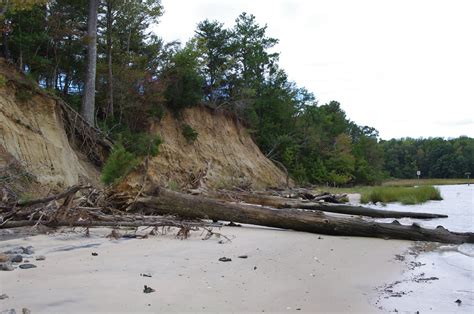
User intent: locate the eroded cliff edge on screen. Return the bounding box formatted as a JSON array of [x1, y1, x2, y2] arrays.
[[0, 60, 287, 191]]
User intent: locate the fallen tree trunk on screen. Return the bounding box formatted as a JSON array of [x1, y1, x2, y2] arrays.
[[0, 219, 212, 229], [133, 189, 473, 244], [203, 190, 448, 219]]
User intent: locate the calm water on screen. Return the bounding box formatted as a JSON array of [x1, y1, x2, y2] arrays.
[[368, 184, 474, 232], [371, 185, 474, 312]]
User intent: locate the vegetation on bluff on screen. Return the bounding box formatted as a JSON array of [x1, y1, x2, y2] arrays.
[[1, 1, 472, 186]]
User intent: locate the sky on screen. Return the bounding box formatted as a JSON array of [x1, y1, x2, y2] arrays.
[[152, 0, 474, 140]]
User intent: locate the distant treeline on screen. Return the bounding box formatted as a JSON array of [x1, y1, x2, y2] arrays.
[[1, 1, 472, 186], [381, 137, 474, 180]]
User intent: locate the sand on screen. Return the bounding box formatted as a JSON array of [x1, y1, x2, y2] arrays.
[[0, 225, 411, 313]]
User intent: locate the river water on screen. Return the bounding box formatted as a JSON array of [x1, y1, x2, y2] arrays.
[[366, 185, 474, 313], [369, 184, 474, 233]]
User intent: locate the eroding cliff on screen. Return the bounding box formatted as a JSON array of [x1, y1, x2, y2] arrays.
[[123, 106, 288, 191], [0, 61, 96, 188], [1, 60, 287, 191]]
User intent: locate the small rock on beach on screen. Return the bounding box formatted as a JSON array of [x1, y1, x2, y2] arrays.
[[143, 285, 155, 293], [0, 254, 9, 262], [4, 246, 34, 255], [11, 255, 23, 263], [0, 262, 14, 271]]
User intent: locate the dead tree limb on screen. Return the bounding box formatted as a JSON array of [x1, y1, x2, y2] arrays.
[[16, 185, 90, 207], [203, 190, 448, 219], [0, 218, 216, 229], [133, 189, 473, 244]]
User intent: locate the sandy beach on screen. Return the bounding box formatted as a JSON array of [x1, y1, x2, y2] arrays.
[[0, 225, 410, 313]]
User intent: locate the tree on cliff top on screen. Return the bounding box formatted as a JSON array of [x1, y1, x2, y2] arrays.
[[81, 0, 98, 125]]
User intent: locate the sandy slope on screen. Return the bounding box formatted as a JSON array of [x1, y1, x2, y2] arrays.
[[122, 106, 289, 192], [0, 226, 410, 313]]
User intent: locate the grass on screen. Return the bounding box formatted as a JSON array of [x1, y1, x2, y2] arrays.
[[360, 185, 443, 205], [318, 185, 443, 205]]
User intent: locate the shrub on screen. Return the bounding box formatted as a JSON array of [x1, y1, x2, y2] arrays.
[[0, 74, 7, 87], [15, 89, 33, 103], [149, 103, 166, 121], [123, 132, 162, 157], [182, 124, 198, 143], [167, 180, 180, 191], [105, 125, 162, 158], [101, 145, 139, 185]]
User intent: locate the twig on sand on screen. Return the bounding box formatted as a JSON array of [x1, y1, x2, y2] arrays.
[[202, 227, 233, 243]]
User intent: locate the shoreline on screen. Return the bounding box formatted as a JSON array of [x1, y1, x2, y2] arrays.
[[0, 225, 410, 313]]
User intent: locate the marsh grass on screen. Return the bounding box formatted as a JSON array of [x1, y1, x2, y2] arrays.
[[360, 185, 443, 205], [382, 178, 474, 186]]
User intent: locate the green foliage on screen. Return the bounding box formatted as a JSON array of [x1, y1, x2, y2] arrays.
[[360, 186, 442, 205], [101, 145, 139, 185], [5, 4, 471, 187], [181, 124, 198, 143], [99, 127, 161, 185], [381, 137, 474, 179], [163, 45, 204, 116], [15, 89, 33, 102], [120, 132, 162, 157], [195, 19, 231, 102], [167, 180, 180, 191], [149, 103, 166, 121], [0, 74, 6, 87]]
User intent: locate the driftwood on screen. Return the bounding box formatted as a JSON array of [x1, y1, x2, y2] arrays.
[[260, 188, 347, 202], [201, 190, 448, 219], [16, 185, 90, 207], [0, 218, 215, 229], [0, 187, 215, 238], [2, 184, 469, 244], [133, 189, 473, 244]]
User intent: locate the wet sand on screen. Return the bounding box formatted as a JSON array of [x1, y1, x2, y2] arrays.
[[0, 225, 410, 313], [377, 242, 474, 313]]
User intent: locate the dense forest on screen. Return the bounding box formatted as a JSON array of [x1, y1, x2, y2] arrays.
[[1, 0, 472, 185]]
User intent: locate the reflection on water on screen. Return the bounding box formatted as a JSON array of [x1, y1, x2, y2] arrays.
[[374, 185, 474, 312]]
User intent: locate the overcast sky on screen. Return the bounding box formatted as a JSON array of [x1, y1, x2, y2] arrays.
[[153, 0, 474, 140]]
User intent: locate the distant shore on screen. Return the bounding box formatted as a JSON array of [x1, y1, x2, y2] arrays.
[[381, 178, 474, 186]]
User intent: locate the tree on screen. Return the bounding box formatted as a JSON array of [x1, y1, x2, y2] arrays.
[[227, 12, 279, 111], [81, 0, 98, 125], [162, 44, 204, 116], [231, 13, 278, 86], [195, 19, 230, 102], [105, 0, 114, 118], [95, 0, 163, 124], [1, 0, 48, 60]]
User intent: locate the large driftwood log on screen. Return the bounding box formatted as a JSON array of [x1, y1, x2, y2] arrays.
[[134, 189, 473, 244], [202, 190, 448, 219]]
